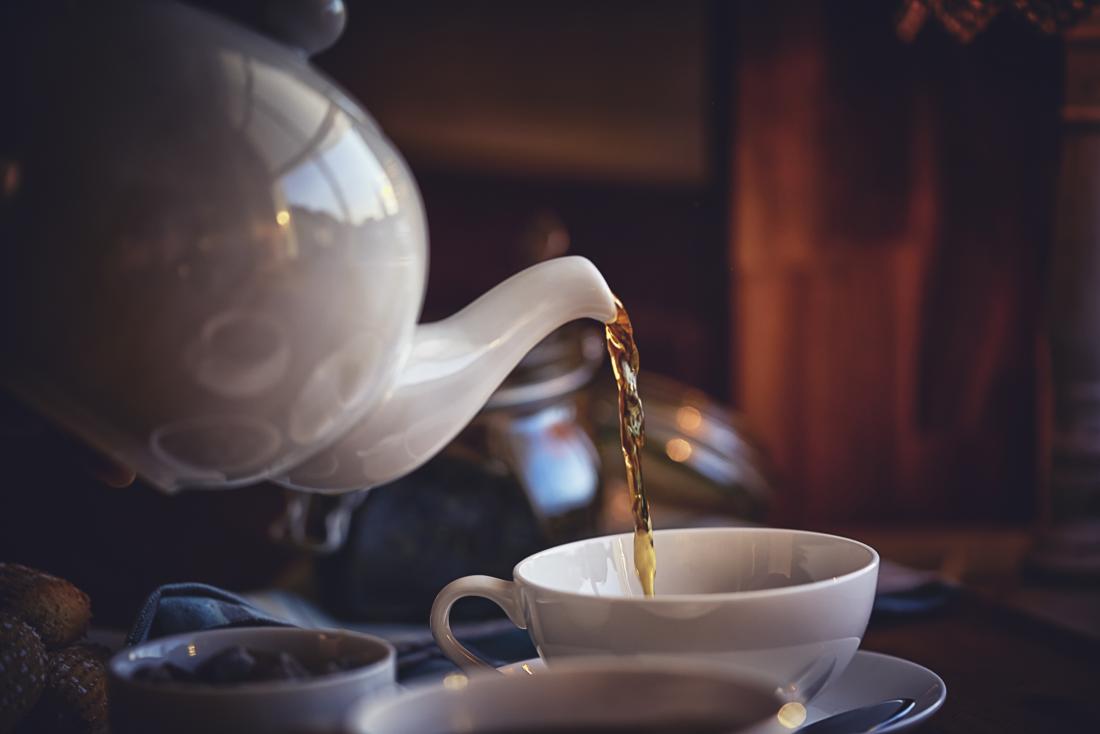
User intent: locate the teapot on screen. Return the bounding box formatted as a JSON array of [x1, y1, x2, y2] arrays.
[[0, 0, 617, 493]]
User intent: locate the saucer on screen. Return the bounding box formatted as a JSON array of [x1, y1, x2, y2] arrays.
[[499, 650, 946, 733]]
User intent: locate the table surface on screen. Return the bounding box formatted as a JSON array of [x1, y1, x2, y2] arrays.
[[862, 589, 1100, 733]]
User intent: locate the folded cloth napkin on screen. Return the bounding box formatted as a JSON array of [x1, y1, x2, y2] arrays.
[[871, 560, 958, 618], [126, 582, 290, 646]]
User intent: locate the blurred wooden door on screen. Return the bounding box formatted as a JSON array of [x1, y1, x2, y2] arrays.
[[731, 0, 1061, 526]]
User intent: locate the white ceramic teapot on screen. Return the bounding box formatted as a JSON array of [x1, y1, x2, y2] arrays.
[[0, 1, 616, 492]]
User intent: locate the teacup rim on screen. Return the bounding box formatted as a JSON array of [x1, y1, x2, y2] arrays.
[[513, 526, 879, 602]]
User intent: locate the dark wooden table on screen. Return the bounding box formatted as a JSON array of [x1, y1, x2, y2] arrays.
[[862, 590, 1100, 733]]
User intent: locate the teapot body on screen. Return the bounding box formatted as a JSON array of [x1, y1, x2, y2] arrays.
[[1, 1, 427, 490]]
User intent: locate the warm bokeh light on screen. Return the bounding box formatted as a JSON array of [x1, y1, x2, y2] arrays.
[[275, 209, 291, 226], [603, 479, 633, 527], [1, 160, 19, 197], [665, 437, 692, 463], [776, 701, 807, 729], [675, 405, 703, 433], [442, 672, 468, 690]]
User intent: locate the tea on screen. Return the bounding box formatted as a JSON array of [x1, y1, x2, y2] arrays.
[[604, 298, 655, 596]]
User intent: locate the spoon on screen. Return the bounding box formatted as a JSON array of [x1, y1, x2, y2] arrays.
[[796, 698, 916, 733]]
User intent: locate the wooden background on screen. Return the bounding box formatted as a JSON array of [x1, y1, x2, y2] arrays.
[[730, 2, 1060, 526]]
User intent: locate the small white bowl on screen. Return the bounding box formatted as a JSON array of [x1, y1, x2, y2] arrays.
[[108, 626, 396, 734]]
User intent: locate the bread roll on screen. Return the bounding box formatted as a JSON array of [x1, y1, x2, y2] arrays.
[[23, 644, 109, 734], [0, 564, 91, 649], [0, 613, 47, 733]]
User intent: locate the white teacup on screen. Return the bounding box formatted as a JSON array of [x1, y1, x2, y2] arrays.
[[351, 657, 789, 734], [431, 527, 878, 694]]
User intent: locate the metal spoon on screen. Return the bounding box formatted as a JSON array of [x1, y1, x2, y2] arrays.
[[796, 698, 916, 733]]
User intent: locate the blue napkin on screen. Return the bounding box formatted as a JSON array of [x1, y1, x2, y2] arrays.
[[126, 582, 291, 646], [872, 581, 958, 617], [870, 560, 958, 619]]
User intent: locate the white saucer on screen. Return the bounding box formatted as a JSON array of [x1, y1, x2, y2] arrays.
[[499, 649, 946, 733]]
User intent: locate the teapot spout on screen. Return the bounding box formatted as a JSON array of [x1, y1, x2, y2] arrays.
[[278, 256, 616, 492]]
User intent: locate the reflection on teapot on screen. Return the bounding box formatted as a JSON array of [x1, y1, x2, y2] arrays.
[[0, 0, 616, 492]]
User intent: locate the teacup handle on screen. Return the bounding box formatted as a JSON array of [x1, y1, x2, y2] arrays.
[[430, 575, 526, 673]]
